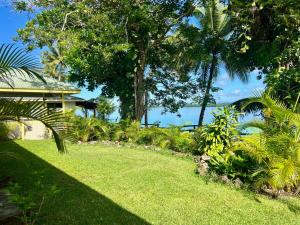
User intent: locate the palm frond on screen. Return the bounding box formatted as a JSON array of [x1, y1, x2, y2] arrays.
[[0, 44, 45, 84], [231, 97, 263, 114], [232, 135, 269, 163], [240, 120, 267, 131], [248, 93, 300, 128], [0, 98, 75, 153]]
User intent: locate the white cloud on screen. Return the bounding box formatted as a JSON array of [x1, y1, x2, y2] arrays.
[[233, 89, 241, 94], [216, 80, 227, 87]]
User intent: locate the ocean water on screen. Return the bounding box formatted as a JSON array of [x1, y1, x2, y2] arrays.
[[108, 106, 259, 127]]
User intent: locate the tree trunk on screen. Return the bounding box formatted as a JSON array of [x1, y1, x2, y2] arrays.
[[119, 93, 135, 120], [134, 48, 147, 121], [198, 53, 217, 126]]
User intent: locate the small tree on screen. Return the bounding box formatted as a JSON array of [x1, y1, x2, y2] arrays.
[[96, 96, 115, 121]]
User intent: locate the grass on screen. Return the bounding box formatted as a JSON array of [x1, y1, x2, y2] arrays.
[[1, 140, 300, 225]]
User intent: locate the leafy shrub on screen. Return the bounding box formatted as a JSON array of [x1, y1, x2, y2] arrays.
[[109, 120, 140, 142], [154, 127, 195, 152], [95, 96, 115, 121], [194, 107, 255, 181], [70, 116, 109, 142], [109, 122, 195, 152], [195, 106, 240, 155], [233, 94, 300, 195]]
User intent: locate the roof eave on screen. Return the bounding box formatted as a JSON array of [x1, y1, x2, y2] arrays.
[[0, 88, 81, 94]]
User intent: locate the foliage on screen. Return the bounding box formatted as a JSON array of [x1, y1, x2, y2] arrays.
[[94, 96, 115, 121], [195, 106, 240, 154], [0, 44, 44, 83], [229, 0, 300, 107], [69, 116, 196, 152], [8, 180, 60, 225], [136, 126, 195, 152], [0, 44, 72, 152], [42, 44, 67, 81], [0, 122, 10, 141], [193, 106, 255, 180], [233, 94, 300, 194], [177, 0, 250, 126], [14, 0, 195, 121], [69, 116, 109, 143]]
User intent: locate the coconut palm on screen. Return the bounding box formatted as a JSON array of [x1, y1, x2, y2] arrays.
[[193, 0, 249, 126], [233, 93, 300, 195], [0, 44, 72, 152], [42, 45, 66, 81]]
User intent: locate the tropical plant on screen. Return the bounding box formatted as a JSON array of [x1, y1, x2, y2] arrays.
[[14, 0, 195, 121], [107, 120, 195, 152], [136, 126, 195, 152], [0, 44, 72, 152], [229, 0, 300, 108], [0, 44, 44, 83], [94, 96, 115, 121], [233, 93, 300, 195], [70, 116, 109, 142], [195, 106, 240, 154], [194, 106, 254, 180], [42, 44, 66, 81], [182, 0, 249, 126], [0, 122, 9, 141], [154, 127, 195, 152]]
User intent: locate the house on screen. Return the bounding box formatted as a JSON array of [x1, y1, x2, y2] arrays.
[[0, 72, 96, 140]]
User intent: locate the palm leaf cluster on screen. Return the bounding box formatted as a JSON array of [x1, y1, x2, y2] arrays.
[[188, 0, 250, 126], [0, 44, 74, 152], [234, 93, 300, 193], [0, 98, 75, 152], [42, 45, 66, 81], [0, 44, 45, 85]]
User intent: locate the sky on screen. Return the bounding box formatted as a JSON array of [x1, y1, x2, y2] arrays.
[[0, 2, 265, 103]]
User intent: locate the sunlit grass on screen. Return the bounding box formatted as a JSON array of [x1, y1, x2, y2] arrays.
[[1, 140, 300, 225]]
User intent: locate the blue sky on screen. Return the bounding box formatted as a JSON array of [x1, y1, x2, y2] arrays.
[[0, 3, 265, 103]]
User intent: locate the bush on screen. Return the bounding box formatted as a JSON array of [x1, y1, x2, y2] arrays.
[[194, 107, 255, 181], [70, 116, 109, 142], [232, 94, 300, 195], [195, 106, 240, 155]]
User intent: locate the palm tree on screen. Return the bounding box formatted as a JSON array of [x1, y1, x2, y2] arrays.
[[42, 45, 66, 81], [0, 44, 72, 152], [233, 93, 300, 195], [193, 0, 249, 126]]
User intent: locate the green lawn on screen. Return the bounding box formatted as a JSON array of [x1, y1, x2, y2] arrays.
[[1, 140, 300, 225]]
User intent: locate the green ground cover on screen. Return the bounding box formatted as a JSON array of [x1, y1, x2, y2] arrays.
[[1, 140, 300, 225]]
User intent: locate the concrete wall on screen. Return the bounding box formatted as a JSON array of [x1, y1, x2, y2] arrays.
[[1, 101, 77, 140]]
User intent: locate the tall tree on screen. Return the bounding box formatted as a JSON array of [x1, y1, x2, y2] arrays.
[[182, 0, 249, 126], [14, 0, 195, 121]]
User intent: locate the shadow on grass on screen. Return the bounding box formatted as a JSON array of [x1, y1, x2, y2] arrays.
[[279, 198, 300, 214], [0, 141, 150, 225]]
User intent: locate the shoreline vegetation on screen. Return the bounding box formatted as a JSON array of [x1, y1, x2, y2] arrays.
[[149, 103, 230, 108]]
